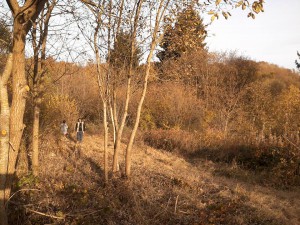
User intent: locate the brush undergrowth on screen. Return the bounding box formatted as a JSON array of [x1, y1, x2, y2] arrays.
[[144, 129, 300, 187]]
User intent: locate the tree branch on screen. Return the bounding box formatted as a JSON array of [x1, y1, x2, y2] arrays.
[[6, 0, 19, 15], [1, 53, 13, 84], [80, 0, 100, 9]]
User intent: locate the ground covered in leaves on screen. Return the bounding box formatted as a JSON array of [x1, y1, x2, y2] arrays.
[[7, 134, 300, 225]]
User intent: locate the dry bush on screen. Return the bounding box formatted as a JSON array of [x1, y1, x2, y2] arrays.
[[41, 93, 79, 135], [144, 129, 300, 186], [60, 64, 101, 122], [141, 50, 300, 186], [222, 142, 300, 187], [144, 129, 201, 155], [254, 144, 300, 186], [141, 83, 203, 130]]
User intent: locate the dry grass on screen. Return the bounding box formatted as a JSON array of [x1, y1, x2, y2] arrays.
[[8, 133, 300, 225], [145, 129, 300, 187]]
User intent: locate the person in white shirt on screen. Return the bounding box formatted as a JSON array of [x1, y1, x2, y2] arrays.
[[60, 120, 68, 137]]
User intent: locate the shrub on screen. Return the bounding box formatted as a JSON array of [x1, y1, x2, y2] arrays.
[[142, 83, 203, 130], [41, 94, 79, 135], [144, 129, 200, 154], [144, 130, 300, 186]]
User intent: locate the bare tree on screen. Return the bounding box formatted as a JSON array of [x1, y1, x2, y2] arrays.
[[125, 0, 171, 177], [0, 1, 47, 224], [112, 0, 143, 173], [30, 0, 57, 176], [79, 0, 112, 183]]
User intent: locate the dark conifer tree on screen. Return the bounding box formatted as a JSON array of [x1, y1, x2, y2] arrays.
[[157, 7, 207, 62], [296, 51, 300, 71], [109, 31, 141, 69]]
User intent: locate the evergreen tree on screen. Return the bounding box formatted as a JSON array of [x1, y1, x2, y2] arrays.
[[157, 7, 207, 62], [296, 51, 300, 71], [109, 31, 141, 69]]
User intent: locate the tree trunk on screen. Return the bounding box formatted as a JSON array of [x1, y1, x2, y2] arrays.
[[2, 1, 47, 222], [112, 0, 143, 173], [30, 1, 55, 176], [0, 53, 13, 225], [112, 77, 131, 172], [109, 104, 116, 145], [5, 24, 28, 201], [103, 103, 109, 183], [125, 41, 155, 177], [31, 105, 40, 176], [125, 0, 168, 177]]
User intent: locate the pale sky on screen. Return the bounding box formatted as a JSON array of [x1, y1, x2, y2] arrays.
[[205, 0, 300, 70]]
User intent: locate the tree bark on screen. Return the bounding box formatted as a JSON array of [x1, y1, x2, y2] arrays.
[[0, 53, 13, 225], [32, 105, 40, 176], [5, 23, 28, 201], [103, 103, 109, 183], [31, 0, 56, 176], [4, 0, 48, 202], [125, 46, 154, 177]]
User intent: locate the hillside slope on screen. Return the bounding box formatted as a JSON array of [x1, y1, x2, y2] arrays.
[[9, 134, 300, 225]]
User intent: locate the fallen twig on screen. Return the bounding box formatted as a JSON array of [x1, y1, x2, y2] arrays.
[[26, 208, 65, 220], [153, 196, 172, 219], [5, 189, 41, 207], [66, 209, 104, 218], [174, 195, 179, 213], [282, 136, 300, 151], [178, 210, 191, 215]]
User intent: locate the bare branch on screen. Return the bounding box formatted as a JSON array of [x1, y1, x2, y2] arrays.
[[5, 0, 19, 15], [1, 53, 13, 84]]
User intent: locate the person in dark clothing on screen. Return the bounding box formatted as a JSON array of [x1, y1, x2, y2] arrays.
[[75, 118, 86, 143]]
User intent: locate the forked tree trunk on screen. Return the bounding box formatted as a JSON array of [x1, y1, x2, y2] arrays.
[[112, 77, 131, 172], [112, 0, 142, 173], [125, 44, 154, 177], [1, 2, 47, 223], [0, 53, 13, 225], [125, 0, 168, 177]]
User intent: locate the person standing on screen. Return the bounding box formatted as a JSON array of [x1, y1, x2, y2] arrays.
[[60, 120, 68, 137], [75, 118, 86, 143]]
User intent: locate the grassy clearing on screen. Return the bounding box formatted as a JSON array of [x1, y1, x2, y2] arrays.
[[7, 134, 300, 225]]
